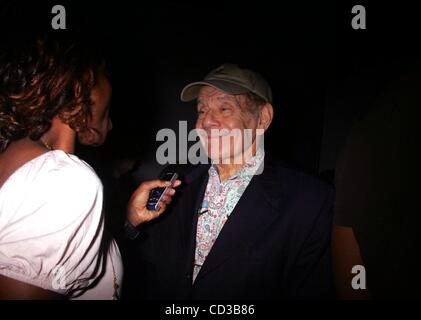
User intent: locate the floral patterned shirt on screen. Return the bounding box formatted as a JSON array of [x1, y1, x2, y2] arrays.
[[193, 148, 265, 282]]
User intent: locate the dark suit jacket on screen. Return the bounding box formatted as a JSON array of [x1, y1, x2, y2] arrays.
[[123, 161, 334, 300]]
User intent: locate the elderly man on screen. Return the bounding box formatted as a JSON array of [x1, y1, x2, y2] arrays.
[[124, 64, 334, 299]]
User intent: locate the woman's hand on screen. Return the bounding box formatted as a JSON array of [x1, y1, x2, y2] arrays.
[[127, 179, 182, 227]]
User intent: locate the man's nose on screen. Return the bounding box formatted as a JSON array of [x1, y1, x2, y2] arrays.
[[202, 110, 220, 128]]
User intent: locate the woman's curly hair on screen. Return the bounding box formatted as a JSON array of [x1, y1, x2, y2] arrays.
[[0, 33, 106, 152]]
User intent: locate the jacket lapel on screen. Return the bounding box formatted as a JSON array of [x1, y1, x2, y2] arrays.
[[177, 165, 210, 276]]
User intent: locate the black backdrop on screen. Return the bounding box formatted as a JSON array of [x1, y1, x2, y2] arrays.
[[1, 1, 334, 173], [2, 0, 420, 233]]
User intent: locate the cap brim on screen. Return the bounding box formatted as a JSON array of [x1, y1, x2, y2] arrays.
[[180, 80, 249, 102]]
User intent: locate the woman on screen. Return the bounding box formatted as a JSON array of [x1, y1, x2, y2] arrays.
[[0, 33, 122, 299]]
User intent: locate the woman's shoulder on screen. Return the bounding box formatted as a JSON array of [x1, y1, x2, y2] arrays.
[[44, 150, 101, 184], [0, 150, 105, 241], [23, 150, 101, 190], [0, 150, 103, 211]]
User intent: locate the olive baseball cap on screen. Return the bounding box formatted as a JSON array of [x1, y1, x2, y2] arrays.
[[180, 63, 273, 104]]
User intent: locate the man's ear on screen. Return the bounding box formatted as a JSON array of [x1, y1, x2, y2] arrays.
[[258, 103, 274, 130]]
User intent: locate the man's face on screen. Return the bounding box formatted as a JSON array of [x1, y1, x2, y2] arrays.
[[78, 72, 113, 146], [195, 86, 260, 164]]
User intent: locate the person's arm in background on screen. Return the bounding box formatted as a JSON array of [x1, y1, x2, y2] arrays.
[[332, 116, 372, 300], [332, 225, 370, 299]]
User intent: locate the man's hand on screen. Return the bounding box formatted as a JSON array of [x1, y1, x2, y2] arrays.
[[127, 179, 182, 227]]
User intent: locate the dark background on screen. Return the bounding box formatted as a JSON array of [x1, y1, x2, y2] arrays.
[[1, 0, 334, 173], [1, 0, 420, 232]]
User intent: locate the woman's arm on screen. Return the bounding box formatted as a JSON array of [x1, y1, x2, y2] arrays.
[[0, 274, 65, 300]]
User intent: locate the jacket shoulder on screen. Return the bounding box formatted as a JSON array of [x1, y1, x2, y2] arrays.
[[261, 161, 332, 196]]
